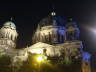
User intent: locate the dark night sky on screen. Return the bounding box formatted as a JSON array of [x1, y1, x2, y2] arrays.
[[0, 0, 94, 51], [0, 1, 95, 51], [0, 0, 96, 71]]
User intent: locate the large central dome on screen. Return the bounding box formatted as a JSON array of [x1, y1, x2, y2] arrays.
[[38, 14, 66, 27], [32, 12, 66, 44]]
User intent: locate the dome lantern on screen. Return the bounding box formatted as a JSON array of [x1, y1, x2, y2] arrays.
[[51, 11, 56, 16]]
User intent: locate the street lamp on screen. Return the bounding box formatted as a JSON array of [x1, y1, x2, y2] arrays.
[[37, 56, 44, 62], [35, 55, 47, 72]]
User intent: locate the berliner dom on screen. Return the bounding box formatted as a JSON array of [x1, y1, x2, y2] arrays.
[[0, 12, 91, 72]]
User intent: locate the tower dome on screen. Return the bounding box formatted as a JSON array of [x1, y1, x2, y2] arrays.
[[3, 21, 16, 30], [0, 21, 18, 41], [32, 12, 66, 44]]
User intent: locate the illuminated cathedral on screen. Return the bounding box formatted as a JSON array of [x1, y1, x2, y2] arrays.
[[0, 12, 91, 72]]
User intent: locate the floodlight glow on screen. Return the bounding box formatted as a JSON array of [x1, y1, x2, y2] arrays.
[[37, 56, 43, 62], [92, 29, 96, 34], [84, 25, 96, 34]]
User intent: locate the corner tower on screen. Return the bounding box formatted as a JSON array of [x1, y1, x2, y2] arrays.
[[66, 18, 80, 40], [0, 19, 18, 48]]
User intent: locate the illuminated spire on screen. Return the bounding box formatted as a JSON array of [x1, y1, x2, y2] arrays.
[[51, 5, 56, 16], [10, 17, 13, 21]]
